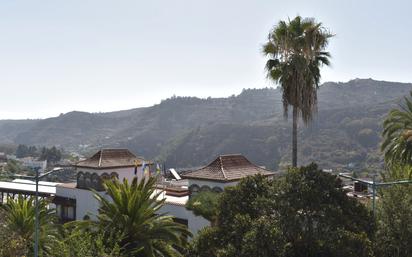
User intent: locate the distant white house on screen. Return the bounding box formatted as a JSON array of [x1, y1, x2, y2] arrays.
[[19, 157, 47, 173]]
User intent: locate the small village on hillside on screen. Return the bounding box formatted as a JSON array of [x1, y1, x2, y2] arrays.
[[0, 1, 412, 257]]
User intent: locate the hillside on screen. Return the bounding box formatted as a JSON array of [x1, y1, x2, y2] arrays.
[[0, 78, 411, 170]]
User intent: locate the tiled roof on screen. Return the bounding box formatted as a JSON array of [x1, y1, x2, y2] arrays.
[[74, 149, 143, 169], [181, 154, 275, 182]]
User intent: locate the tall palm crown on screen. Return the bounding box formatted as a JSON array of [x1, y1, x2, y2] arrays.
[[92, 177, 191, 257], [263, 16, 332, 166], [382, 92, 412, 165], [263, 16, 332, 123]]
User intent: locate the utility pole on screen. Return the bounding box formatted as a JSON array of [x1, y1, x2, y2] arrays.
[[34, 168, 39, 257]]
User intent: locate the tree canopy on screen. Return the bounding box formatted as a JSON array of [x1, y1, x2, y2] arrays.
[[188, 164, 374, 257], [262, 16, 333, 166], [382, 92, 412, 166], [374, 164, 412, 257], [72, 177, 191, 257]]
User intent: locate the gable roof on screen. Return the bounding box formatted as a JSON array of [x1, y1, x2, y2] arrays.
[[74, 149, 144, 169], [181, 154, 275, 182]]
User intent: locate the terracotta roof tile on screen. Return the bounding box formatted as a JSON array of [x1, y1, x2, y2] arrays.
[[181, 154, 275, 182], [74, 149, 144, 169]]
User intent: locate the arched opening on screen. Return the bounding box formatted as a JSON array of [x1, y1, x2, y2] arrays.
[[77, 172, 85, 189]]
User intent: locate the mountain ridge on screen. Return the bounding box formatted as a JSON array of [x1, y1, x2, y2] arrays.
[[1, 78, 411, 170]]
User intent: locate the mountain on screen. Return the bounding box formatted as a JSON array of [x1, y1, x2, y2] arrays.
[[0, 78, 411, 171]]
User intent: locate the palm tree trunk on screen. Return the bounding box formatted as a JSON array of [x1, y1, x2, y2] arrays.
[[292, 106, 298, 167]]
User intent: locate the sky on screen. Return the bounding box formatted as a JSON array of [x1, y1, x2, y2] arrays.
[[0, 0, 411, 119]]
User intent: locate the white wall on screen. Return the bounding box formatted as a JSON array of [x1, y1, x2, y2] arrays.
[[56, 185, 210, 237], [56, 185, 104, 220], [188, 179, 237, 190], [77, 167, 145, 182], [159, 203, 210, 236]]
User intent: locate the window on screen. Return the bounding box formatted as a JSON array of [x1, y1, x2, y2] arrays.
[[200, 185, 211, 192], [110, 172, 119, 180], [101, 173, 110, 181], [77, 172, 85, 188], [173, 218, 188, 227], [62, 206, 75, 220], [84, 173, 92, 188], [56, 204, 75, 221], [189, 184, 200, 196], [212, 186, 223, 193], [91, 173, 101, 190]]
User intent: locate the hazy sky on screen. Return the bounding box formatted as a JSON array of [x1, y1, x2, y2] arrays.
[[0, 0, 411, 119]]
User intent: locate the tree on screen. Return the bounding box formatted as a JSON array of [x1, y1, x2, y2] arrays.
[[374, 164, 412, 257], [0, 196, 61, 256], [185, 191, 220, 225], [188, 164, 374, 257], [58, 228, 122, 257], [76, 177, 191, 257], [382, 92, 412, 166], [16, 144, 29, 158], [263, 16, 333, 166], [274, 164, 374, 257], [39, 146, 62, 163], [0, 207, 28, 257]]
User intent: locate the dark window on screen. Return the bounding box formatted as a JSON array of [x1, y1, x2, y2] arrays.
[[56, 204, 76, 222], [189, 184, 200, 196], [91, 173, 101, 190], [212, 186, 223, 193], [200, 185, 211, 192], [77, 172, 85, 188], [110, 172, 119, 180], [84, 173, 92, 188], [173, 217, 188, 227]]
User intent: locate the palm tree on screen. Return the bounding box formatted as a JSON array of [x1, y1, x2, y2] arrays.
[[79, 177, 191, 257], [382, 92, 412, 166], [0, 195, 60, 256], [263, 16, 333, 166]]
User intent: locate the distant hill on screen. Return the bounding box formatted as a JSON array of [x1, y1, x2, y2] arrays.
[[0, 78, 411, 171]]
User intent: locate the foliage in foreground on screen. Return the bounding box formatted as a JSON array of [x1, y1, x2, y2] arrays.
[[185, 191, 220, 224], [187, 163, 375, 257], [0, 196, 60, 257], [382, 92, 412, 166], [71, 177, 191, 257], [374, 164, 412, 257]]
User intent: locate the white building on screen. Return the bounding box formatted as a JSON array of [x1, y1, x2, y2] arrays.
[[181, 154, 275, 195], [0, 148, 277, 236], [19, 157, 47, 173]]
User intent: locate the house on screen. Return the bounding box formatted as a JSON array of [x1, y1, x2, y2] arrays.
[[19, 157, 47, 173], [0, 148, 278, 236], [0, 152, 7, 164], [181, 154, 275, 197], [54, 148, 150, 221]]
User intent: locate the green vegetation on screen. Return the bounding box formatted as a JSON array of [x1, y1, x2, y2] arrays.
[[186, 191, 220, 224], [382, 92, 412, 166], [263, 16, 333, 166], [38, 146, 62, 163], [0, 79, 411, 171], [71, 177, 191, 257], [374, 164, 412, 257], [0, 177, 190, 257], [3, 159, 22, 174], [187, 164, 374, 257], [0, 196, 60, 256], [16, 144, 38, 158]]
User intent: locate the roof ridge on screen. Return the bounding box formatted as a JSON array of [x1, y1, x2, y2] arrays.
[[219, 156, 227, 179], [98, 149, 103, 167]]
